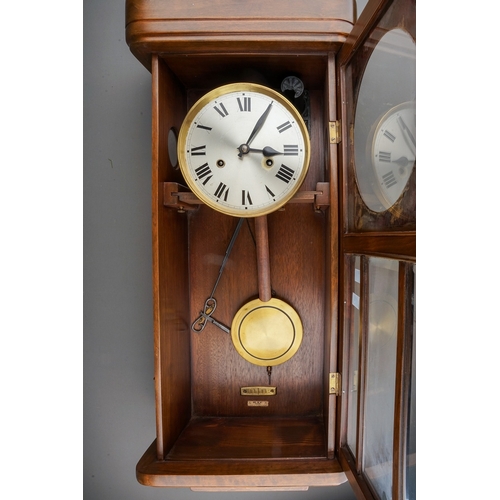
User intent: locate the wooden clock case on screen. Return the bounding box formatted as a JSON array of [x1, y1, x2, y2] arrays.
[[125, 0, 415, 495]]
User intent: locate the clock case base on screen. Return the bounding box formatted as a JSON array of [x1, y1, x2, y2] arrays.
[[126, 0, 354, 489], [138, 436, 346, 490]]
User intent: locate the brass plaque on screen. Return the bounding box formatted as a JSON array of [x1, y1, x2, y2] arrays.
[[241, 386, 277, 396], [247, 401, 269, 407]]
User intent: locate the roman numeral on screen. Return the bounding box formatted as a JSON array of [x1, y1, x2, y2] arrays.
[[191, 145, 206, 156], [383, 129, 396, 142], [213, 102, 229, 118], [196, 124, 212, 131], [378, 151, 391, 162], [283, 145, 299, 156], [276, 164, 295, 183], [214, 182, 229, 201], [194, 163, 213, 185], [242, 190, 253, 206], [277, 121, 292, 133], [382, 171, 397, 189], [265, 185, 275, 198], [237, 96, 251, 112]]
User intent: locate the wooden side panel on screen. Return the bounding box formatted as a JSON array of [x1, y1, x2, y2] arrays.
[[151, 55, 191, 458]]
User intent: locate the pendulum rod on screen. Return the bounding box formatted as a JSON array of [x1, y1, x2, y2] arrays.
[[254, 215, 272, 302]]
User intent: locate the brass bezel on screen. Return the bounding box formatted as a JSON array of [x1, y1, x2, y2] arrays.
[[177, 82, 311, 217]]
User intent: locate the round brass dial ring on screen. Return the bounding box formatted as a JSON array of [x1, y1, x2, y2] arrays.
[[177, 82, 310, 218], [231, 298, 303, 366]]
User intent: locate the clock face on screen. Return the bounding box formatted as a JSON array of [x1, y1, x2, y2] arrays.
[[371, 102, 416, 209], [178, 83, 310, 217]]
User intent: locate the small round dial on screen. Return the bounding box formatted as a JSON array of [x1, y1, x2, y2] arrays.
[[177, 83, 310, 217], [281, 76, 304, 98]]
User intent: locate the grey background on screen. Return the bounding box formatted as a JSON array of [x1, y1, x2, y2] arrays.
[[83, 0, 363, 499]]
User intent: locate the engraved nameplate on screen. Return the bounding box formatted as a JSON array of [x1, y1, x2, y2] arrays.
[[240, 386, 277, 396], [247, 401, 269, 407]]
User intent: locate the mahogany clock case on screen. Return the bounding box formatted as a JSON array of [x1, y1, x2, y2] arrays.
[[127, 5, 353, 487], [125, 0, 415, 493], [125, 0, 353, 485]]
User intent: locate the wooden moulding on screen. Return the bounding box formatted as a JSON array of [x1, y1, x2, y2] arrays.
[[125, 0, 355, 69], [137, 440, 347, 489], [342, 233, 416, 261]]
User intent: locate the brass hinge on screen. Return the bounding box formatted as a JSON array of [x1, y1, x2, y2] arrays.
[[329, 372, 341, 396], [329, 121, 341, 144]]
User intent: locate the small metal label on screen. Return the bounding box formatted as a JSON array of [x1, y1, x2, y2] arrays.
[[240, 386, 277, 396], [247, 401, 269, 407]]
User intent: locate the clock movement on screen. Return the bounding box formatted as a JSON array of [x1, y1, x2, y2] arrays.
[[125, 0, 415, 497]]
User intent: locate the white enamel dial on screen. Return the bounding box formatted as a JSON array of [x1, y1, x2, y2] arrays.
[[371, 102, 416, 209], [177, 83, 310, 217]]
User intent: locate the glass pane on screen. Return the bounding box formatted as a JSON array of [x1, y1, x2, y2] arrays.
[[406, 265, 416, 500], [347, 256, 361, 454], [354, 28, 416, 213], [363, 257, 399, 500]]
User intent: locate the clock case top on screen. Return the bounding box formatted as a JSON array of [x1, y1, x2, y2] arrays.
[[126, 0, 355, 71]]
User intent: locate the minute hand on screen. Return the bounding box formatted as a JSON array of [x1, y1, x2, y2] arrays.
[[238, 102, 273, 157]]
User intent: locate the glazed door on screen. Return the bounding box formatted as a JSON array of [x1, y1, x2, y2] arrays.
[[336, 0, 416, 499]]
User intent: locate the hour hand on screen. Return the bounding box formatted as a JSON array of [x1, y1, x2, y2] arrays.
[[241, 146, 283, 157], [262, 146, 282, 157]]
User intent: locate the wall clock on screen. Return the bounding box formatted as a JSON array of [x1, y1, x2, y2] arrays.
[[125, 0, 415, 496]]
